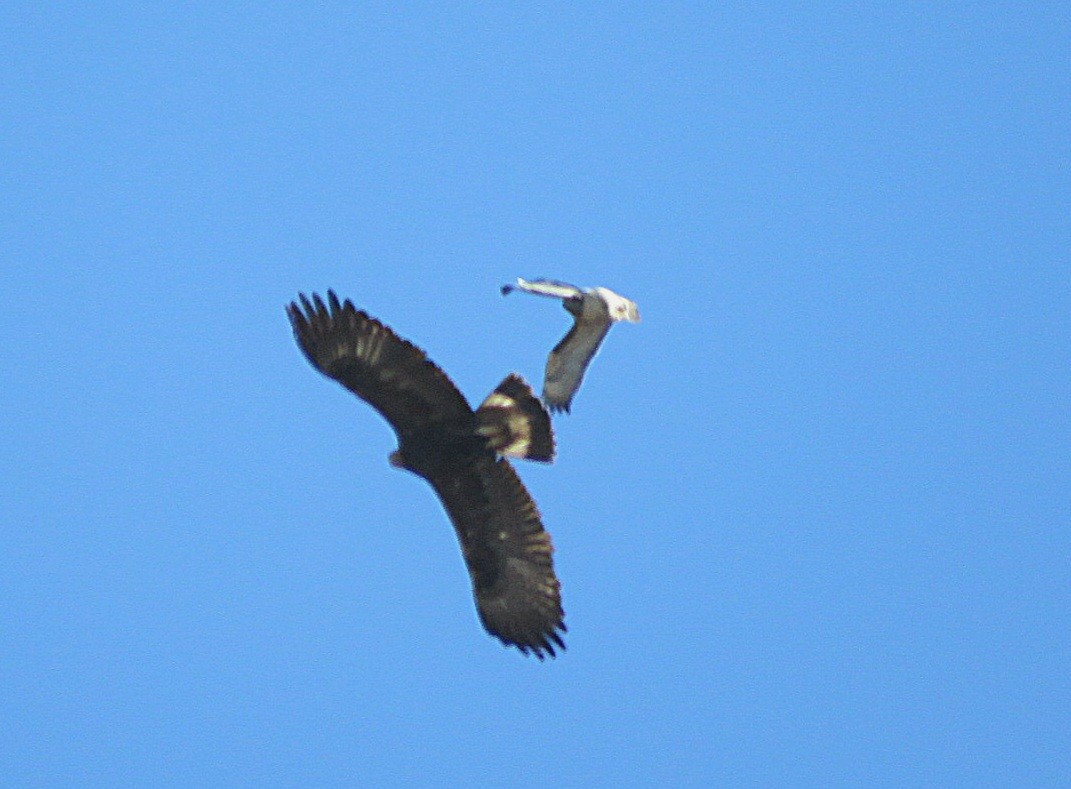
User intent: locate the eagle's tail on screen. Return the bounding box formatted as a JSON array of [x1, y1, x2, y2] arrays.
[[476, 374, 555, 462]]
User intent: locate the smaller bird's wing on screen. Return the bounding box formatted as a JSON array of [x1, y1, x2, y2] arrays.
[[501, 277, 584, 301], [543, 309, 613, 413]]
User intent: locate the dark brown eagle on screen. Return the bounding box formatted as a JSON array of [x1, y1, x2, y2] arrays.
[[286, 291, 566, 658]]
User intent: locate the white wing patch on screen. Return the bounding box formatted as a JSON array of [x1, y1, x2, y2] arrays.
[[502, 278, 584, 301]]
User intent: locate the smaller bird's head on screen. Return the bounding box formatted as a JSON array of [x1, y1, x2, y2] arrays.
[[592, 287, 641, 323]]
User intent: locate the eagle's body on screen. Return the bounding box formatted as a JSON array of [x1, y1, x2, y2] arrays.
[[287, 291, 564, 658], [502, 277, 640, 413]]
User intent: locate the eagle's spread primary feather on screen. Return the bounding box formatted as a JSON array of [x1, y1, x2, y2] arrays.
[[502, 277, 640, 413], [287, 291, 565, 659]]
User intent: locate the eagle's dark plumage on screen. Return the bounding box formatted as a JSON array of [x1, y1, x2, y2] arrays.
[[286, 291, 565, 658]]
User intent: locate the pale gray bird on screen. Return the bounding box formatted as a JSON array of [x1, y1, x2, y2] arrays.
[[502, 277, 640, 413]]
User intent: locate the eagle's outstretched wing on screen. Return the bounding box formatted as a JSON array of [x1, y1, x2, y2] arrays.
[[429, 455, 566, 659], [287, 291, 472, 436], [287, 291, 565, 658]]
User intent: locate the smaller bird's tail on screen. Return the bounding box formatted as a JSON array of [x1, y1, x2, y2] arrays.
[[476, 374, 555, 462]]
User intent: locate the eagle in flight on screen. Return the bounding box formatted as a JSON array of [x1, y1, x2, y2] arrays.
[[502, 277, 640, 413], [287, 291, 566, 659]]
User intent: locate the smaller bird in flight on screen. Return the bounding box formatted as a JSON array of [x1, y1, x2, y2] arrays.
[[502, 277, 640, 413]]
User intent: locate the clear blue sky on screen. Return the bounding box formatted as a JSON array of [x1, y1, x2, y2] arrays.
[[3, 4, 1068, 785]]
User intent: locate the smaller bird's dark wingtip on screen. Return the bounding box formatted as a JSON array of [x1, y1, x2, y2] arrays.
[[501, 284, 514, 296]]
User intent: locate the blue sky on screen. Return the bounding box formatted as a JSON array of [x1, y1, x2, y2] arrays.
[[3, 3, 1068, 785]]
